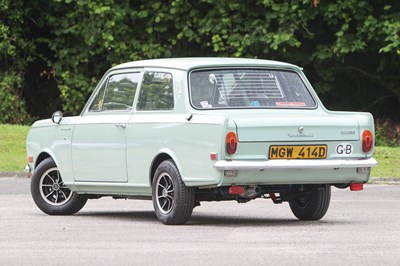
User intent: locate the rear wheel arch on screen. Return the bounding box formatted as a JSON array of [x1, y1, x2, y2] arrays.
[[288, 184, 331, 221], [151, 159, 195, 225], [150, 151, 186, 186], [150, 153, 173, 185]]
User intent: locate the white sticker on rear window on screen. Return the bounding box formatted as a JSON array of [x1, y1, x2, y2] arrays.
[[200, 101, 212, 108]]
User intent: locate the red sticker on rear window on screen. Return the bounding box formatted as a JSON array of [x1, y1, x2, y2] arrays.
[[275, 102, 306, 107]]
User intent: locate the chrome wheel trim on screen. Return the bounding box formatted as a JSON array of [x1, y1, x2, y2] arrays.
[[39, 167, 72, 206], [155, 172, 175, 214]]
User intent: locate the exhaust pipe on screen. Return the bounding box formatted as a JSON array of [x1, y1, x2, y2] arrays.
[[240, 186, 261, 198]]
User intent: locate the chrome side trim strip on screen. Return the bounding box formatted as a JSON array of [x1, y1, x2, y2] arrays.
[[214, 158, 378, 171]]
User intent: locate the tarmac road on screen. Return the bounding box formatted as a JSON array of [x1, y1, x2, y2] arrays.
[[1, 177, 400, 265]]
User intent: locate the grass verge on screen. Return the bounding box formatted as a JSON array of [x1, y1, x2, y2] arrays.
[[0, 124, 30, 172], [0, 124, 399, 179], [371, 146, 400, 180]]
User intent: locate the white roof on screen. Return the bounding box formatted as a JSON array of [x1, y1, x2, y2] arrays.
[[111, 57, 299, 71]]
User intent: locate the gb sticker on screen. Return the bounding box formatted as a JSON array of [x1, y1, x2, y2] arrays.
[[335, 143, 353, 156]]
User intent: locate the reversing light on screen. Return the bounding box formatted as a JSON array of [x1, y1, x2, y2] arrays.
[[224, 170, 239, 177], [357, 167, 371, 174], [362, 130, 373, 153], [226, 132, 238, 155]]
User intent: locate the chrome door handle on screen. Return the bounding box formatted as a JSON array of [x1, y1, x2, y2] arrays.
[[115, 124, 127, 129]]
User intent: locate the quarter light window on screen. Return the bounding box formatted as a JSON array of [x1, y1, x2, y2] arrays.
[[89, 72, 140, 112], [189, 69, 316, 109], [137, 72, 174, 111]]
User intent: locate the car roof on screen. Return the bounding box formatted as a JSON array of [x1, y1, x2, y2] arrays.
[[111, 57, 300, 71]]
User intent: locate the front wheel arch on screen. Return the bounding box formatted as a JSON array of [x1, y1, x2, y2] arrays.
[[34, 152, 52, 169], [31, 157, 87, 215]]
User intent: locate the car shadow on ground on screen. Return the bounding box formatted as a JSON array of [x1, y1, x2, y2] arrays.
[[188, 214, 346, 227], [76, 210, 158, 222], [75, 210, 347, 227]]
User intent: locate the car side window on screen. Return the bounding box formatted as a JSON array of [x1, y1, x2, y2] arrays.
[[89, 72, 140, 112], [137, 72, 174, 111]]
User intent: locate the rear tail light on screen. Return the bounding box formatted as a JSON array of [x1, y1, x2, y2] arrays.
[[362, 130, 373, 153], [226, 131, 238, 155]]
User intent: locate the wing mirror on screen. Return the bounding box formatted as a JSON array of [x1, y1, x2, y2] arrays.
[[51, 111, 63, 124]]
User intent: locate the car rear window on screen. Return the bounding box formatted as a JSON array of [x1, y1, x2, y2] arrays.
[[189, 69, 316, 109]]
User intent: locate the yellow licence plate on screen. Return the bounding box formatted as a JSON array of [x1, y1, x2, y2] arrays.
[[269, 145, 327, 159]]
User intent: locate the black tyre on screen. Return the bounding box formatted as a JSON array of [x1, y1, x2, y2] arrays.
[[152, 160, 195, 225], [31, 157, 87, 215], [288, 185, 331, 221]]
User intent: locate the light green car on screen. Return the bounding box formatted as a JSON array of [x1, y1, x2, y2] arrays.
[[26, 58, 377, 225]]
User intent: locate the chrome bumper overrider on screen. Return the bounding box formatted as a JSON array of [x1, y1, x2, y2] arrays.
[[213, 158, 378, 171], [24, 164, 32, 174]]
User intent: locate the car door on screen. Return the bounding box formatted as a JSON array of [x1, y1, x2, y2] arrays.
[[72, 72, 141, 182], [126, 71, 175, 186]]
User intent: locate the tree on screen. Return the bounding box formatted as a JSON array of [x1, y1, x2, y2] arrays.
[[1, 0, 399, 122], [0, 0, 31, 123]]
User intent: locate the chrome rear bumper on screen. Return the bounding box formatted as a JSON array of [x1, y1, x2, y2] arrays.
[[214, 158, 378, 171]]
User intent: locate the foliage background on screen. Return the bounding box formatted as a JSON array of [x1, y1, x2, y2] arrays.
[[1, 0, 399, 132]]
